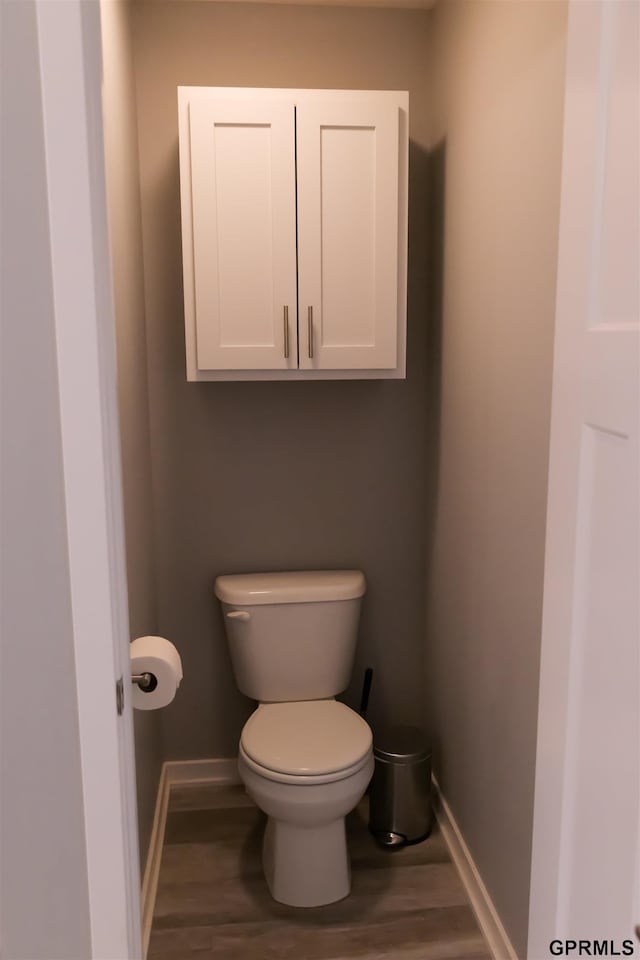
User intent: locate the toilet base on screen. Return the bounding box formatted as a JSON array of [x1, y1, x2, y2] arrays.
[[263, 816, 351, 907]]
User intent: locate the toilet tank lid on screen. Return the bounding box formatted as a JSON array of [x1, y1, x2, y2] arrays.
[[214, 570, 365, 605]]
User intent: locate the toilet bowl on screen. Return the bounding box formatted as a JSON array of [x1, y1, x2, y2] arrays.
[[238, 699, 373, 907], [214, 569, 371, 907]]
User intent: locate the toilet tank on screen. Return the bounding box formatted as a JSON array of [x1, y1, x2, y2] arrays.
[[214, 571, 366, 702]]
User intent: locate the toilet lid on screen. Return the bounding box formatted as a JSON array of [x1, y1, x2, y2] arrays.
[[241, 701, 372, 777]]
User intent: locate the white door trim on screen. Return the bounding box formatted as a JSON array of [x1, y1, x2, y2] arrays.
[[529, 1, 640, 954], [36, 1, 141, 955]]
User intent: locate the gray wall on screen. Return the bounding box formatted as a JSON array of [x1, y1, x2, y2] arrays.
[[0, 2, 92, 956], [424, 2, 568, 955], [100, 0, 163, 868], [131, 1, 434, 759]]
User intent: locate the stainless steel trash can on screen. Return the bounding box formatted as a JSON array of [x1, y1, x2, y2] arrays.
[[369, 725, 432, 848]]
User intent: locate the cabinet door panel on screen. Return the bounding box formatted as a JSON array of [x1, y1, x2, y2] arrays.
[[297, 100, 399, 370], [188, 100, 297, 369]]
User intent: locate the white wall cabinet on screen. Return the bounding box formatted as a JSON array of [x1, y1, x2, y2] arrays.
[[178, 87, 408, 381]]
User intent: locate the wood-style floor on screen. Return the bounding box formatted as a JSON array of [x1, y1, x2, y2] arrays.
[[148, 782, 490, 960]]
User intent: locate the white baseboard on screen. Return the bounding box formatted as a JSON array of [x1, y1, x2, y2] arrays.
[[433, 778, 518, 960], [140, 757, 239, 956], [140, 763, 170, 958], [165, 757, 241, 787]]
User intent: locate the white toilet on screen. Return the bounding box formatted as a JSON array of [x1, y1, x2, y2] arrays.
[[214, 570, 374, 908]]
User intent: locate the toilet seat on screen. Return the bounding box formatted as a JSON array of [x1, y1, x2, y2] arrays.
[[239, 744, 372, 785], [240, 700, 372, 785]]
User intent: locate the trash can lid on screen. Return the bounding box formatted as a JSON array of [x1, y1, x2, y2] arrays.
[[373, 725, 431, 762]]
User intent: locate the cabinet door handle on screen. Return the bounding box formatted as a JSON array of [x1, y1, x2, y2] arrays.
[[308, 306, 314, 359], [283, 306, 289, 359]]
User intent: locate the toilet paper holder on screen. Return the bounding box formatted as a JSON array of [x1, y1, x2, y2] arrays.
[[131, 672, 158, 693]]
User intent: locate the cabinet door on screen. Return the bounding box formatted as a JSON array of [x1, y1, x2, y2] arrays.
[[187, 99, 297, 370], [296, 99, 400, 370]]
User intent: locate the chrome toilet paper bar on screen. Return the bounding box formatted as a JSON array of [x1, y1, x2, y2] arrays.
[[131, 672, 157, 692]]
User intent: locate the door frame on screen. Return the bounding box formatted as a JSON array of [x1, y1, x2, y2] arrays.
[[36, 1, 141, 955], [35, 1, 639, 957]]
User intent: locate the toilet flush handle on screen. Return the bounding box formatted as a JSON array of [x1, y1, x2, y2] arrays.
[[226, 610, 250, 622]]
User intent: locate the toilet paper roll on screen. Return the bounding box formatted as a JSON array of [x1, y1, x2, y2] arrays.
[[130, 636, 183, 711]]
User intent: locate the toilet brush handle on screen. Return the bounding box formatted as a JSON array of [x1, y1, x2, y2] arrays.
[[360, 668, 373, 717]]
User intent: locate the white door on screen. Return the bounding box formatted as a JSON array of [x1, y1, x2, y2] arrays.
[[529, 2, 640, 956], [185, 99, 297, 371], [296, 98, 400, 370], [25, 1, 141, 956]]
